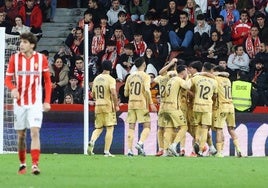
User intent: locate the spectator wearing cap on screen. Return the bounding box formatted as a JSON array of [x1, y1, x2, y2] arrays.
[[193, 13, 211, 51], [129, 0, 148, 22], [131, 29, 147, 57], [183, 0, 203, 24], [64, 75, 84, 104], [106, 0, 126, 26], [49, 56, 70, 104], [148, 26, 169, 68], [231, 10, 253, 46], [116, 43, 139, 82], [110, 24, 129, 55], [113, 10, 134, 41], [168, 11, 195, 51], [220, 0, 240, 26], [249, 58, 268, 106], [255, 13, 268, 42]]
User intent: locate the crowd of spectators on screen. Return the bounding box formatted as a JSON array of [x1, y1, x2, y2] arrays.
[[1, 0, 268, 108]]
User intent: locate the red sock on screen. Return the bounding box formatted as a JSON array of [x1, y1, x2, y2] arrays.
[[18, 149, 26, 164], [31, 149, 40, 166]]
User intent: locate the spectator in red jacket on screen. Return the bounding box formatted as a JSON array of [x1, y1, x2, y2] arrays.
[[231, 10, 253, 46], [19, 0, 43, 35]]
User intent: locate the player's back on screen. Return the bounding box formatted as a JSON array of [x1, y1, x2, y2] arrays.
[[215, 75, 235, 113], [191, 75, 218, 112], [162, 76, 186, 111], [154, 74, 169, 108], [92, 74, 115, 113], [125, 71, 150, 110]]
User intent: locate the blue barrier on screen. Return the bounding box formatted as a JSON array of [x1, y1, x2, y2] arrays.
[[25, 112, 268, 156]]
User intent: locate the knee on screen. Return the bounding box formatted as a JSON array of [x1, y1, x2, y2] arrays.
[[31, 130, 40, 139]]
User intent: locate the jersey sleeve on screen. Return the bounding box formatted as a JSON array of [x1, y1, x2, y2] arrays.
[[41, 54, 50, 72], [5, 54, 16, 90]]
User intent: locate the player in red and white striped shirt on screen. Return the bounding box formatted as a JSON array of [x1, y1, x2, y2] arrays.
[[5, 32, 52, 175]]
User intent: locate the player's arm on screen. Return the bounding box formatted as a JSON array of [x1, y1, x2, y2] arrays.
[[212, 81, 218, 101], [144, 76, 157, 112], [124, 78, 129, 97], [5, 55, 19, 99], [214, 71, 230, 77], [195, 72, 215, 79], [43, 71, 52, 112], [110, 83, 120, 112], [158, 58, 177, 76]]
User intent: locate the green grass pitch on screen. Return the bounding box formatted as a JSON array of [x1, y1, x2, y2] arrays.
[[1, 154, 268, 188]]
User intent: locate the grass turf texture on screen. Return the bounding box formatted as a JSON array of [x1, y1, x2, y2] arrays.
[[1, 154, 268, 188]]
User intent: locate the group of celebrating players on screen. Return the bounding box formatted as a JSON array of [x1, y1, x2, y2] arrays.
[[89, 56, 242, 158]]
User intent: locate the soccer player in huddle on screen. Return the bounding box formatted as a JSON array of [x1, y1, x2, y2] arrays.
[[163, 65, 190, 157], [189, 62, 218, 156], [124, 57, 157, 156], [88, 60, 120, 157], [154, 58, 178, 156], [5, 32, 52, 175], [212, 65, 242, 157]]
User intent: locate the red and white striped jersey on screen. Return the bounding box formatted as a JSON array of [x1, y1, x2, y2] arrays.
[[5, 51, 50, 106]]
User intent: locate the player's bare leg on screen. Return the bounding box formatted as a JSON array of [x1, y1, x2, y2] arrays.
[[104, 126, 115, 157], [17, 130, 27, 175], [215, 128, 224, 157], [207, 131, 217, 156], [156, 127, 164, 156], [135, 123, 150, 156], [88, 128, 103, 155], [228, 127, 242, 157], [198, 124, 209, 156], [169, 126, 188, 156], [30, 127, 41, 175], [127, 123, 135, 156]]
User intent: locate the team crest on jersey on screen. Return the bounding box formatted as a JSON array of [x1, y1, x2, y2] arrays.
[[34, 62, 39, 70]]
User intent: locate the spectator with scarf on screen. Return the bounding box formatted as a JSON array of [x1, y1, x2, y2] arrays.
[[244, 25, 261, 59], [65, 27, 85, 56], [220, 0, 240, 26], [183, 0, 202, 25]]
